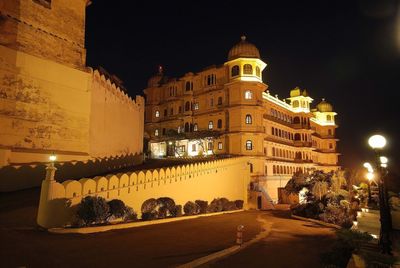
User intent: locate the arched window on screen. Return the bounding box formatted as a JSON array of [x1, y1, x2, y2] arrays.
[[243, 64, 253, 74], [193, 123, 198, 131], [256, 66, 261, 77], [154, 129, 159, 136], [185, 81, 191, 91], [231, 65, 239, 77], [185, 101, 190, 111], [184, 122, 190, 132], [294, 133, 301, 141], [293, 116, 300, 124], [245, 114, 252, 124], [155, 110, 160, 118], [217, 96, 222, 105], [327, 115, 332, 121], [292, 100, 299, 108], [208, 121, 213, 130], [244, 90, 253, 99], [246, 140, 252, 150], [217, 119, 222, 128]]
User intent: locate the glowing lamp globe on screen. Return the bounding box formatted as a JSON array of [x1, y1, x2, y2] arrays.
[[380, 156, 388, 164], [366, 172, 374, 181], [368, 135, 386, 150], [49, 153, 57, 162]]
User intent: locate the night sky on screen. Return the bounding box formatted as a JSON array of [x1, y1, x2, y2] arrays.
[[85, 0, 400, 173]]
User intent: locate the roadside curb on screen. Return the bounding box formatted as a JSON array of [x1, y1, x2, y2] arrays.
[[291, 215, 341, 229], [48, 209, 244, 234], [176, 214, 272, 268]]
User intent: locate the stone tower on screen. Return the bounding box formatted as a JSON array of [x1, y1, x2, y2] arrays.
[[0, 0, 90, 69]]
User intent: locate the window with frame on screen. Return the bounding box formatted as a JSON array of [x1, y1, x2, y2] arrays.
[[207, 142, 213, 150], [246, 140, 252, 150], [154, 129, 159, 136], [194, 103, 199, 110], [243, 64, 253, 75], [155, 110, 160, 118], [244, 90, 253, 100], [292, 100, 299, 108], [185, 81, 191, 91], [231, 65, 239, 77], [217, 119, 222, 128], [327, 115, 332, 121], [245, 114, 252, 124], [193, 123, 198, 131], [208, 121, 213, 130], [256, 66, 261, 77], [218, 142, 223, 150]]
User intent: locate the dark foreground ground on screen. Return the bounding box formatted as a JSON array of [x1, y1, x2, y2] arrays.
[[0, 188, 336, 268]]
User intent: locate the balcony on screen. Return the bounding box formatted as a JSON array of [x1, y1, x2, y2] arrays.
[[294, 141, 312, 147]]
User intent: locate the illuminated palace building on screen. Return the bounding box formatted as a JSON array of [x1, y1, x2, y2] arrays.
[[144, 36, 340, 202]]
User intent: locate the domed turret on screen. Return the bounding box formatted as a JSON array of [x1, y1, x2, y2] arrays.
[[228, 36, 261, 61], [317, 98, 333, 112], [147, 66, 164, 87]]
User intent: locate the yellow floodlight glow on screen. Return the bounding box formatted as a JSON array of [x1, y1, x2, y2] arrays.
[[366, 172, 374, 181], [49, 153, 57, 162]]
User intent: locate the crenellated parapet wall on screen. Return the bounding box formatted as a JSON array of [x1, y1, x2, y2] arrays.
[[37, 157, 251, 228]]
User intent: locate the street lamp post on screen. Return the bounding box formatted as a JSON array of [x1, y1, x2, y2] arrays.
[[368, 134, 392, 255], [366, 172, 374, 205]]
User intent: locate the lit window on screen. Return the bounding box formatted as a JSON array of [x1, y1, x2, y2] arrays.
[[245, 114, 252, 124], [155, 110, 160, 118], [208, 142, 213, 150], [218, 142, 223, 150], [154, 129, 159, 136], [243, 64, 253, 75], [194, 103, 199, 110], [231, 65, 239, 77], [244, 90, 253, 100], [246, 140, 252, 150], [193, 123, 198, 131], [217, 119, 222, 128], [256, 66, 260, 77], [208, 121, 213, 130]]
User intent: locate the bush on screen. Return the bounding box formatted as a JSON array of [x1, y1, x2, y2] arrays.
[[319, 204, 352, 227], [76, 196, 110, 226], [123, 207, 137, 222], [170, 205, 182, 217], [157, 197, 176, 218], [195, 200, 208, 214], [207, 198, 229, 213], [141, 198, 158, 214], [223, 201, 237, 211], [184, 201, 200, 215], [141, 211, 158, 221], [291, 202, 324, 219], [108, 199, 126, 219], [234, 200, 244, 209]]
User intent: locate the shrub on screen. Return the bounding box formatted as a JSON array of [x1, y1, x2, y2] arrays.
[[223, 201, 237, 211], [108, 199, 127, 219], [157, 197, 176, 218], [141, 211, 158, 221], [76, 196, 110, 226], [184, 201, 200, 215], [171, 205, 182, 217], [207, 198, 227, 213], [195, 200, 208, 214], [319, 204, 352, 228], [234, 200, 244, 209], [291, 202, 324, 219], [141, 198, 158, 214], [123, 207, 137, 222]]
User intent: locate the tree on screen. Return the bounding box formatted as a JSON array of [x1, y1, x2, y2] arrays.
[[76, 196, 110, 226], [312, 181, 329, 200]]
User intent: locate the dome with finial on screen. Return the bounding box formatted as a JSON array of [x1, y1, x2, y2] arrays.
[[147, 66, 164, 87], [227, 35, 261, 61], [317, 98, 333, 112]]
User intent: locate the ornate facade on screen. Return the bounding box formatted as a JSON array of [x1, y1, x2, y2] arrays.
[[144, 36, 339, 202]]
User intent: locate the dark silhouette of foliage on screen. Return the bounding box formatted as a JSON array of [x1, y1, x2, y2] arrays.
[[76, 196, 110, 226], [170, 205, 182, 217], [195, 200, 208, 214], [184, 201, 200, 215], [234, 200, 244, 209]]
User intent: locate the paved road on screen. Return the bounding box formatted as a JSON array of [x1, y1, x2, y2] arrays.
[[208, 210, 336, 268], [0, 189, 336, 268]]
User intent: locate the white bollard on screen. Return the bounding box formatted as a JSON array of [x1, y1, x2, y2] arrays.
[[236, 225, 244, 246]]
